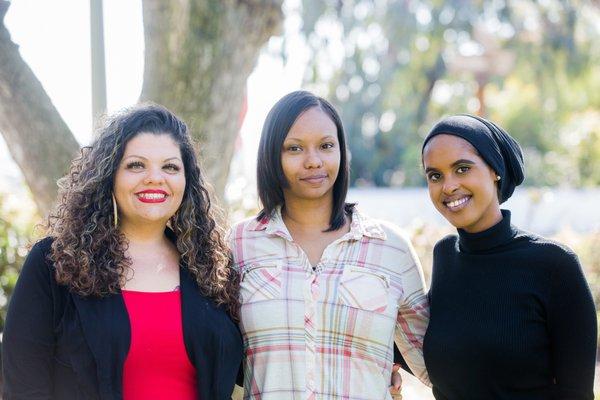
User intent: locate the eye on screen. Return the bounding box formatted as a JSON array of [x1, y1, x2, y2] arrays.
[[125, 161, 144, 170], [163, 163, 181, 172], [321, 142, 335, 150], [286, 145, 302, 152], [456, 166, 470, 174], [427, 172, 441, 182]]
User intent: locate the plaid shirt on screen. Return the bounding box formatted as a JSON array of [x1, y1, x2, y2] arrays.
[[230, 208, 430, 399]]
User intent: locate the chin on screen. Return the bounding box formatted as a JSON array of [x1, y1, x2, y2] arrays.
[[292, 188, 330, 200], [137, 212, 173, 224], [442, 213, 472, 230]]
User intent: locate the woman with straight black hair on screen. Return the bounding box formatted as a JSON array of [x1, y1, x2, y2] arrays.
[[230, 90, 430, 399], [421, 114, 597, 399], [256, 92, 351, 231]]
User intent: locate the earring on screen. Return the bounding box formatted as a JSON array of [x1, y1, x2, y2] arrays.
[[496, 175, 501, 181], [112, 193, 118, 228]]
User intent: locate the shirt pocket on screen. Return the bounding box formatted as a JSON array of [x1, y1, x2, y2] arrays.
[[240, 261, 282, 303], [338, 266, 390, 313]]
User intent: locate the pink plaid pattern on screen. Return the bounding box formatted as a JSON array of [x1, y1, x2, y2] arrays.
[[230, 208, 430, 399]]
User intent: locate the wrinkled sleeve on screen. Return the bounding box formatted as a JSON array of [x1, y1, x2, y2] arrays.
[[393, 230, 431, 387]]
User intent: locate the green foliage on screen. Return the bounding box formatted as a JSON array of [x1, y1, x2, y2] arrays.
[[0, 195, 34, 333], [299, 0, 600, 187]]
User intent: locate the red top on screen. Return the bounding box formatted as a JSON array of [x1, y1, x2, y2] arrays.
[[122, 289, 197, 400]]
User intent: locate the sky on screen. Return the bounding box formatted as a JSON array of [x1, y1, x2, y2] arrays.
[[0, 0, 308, 213]]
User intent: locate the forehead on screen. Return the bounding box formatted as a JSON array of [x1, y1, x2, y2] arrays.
[[422, 134, 481, 167], [285, 107, 337, 140], [123, 132, 181, 158]]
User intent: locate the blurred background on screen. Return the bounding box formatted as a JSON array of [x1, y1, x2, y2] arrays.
[[0, 0, 599, 398]]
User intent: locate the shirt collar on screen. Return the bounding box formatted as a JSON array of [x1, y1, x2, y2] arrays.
[[247, 206, 293, 241], [246, 206, 386, 242]]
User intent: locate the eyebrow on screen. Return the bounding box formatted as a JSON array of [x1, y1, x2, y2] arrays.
[[284, 135, 336, 142], [424, 159, 475, 174], [123, 155, 182, 162]]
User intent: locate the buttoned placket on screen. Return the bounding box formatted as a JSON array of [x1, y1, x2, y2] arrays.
[[282, 233, 357, 400], [261, 210, 377, 399]]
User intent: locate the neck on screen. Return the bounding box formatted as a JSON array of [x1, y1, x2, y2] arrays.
[[463, 207, 503, 234], [120, 220, 169, 247], [282, 196, 334, 231]]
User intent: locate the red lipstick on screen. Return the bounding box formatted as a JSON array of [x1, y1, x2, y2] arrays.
[[135, 189, 168, 203]]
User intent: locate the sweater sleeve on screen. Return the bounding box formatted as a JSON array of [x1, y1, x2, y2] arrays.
[[547, 247, 597, 400], [2, 239, 56, 400]]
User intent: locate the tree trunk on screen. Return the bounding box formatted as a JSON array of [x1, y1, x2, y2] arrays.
[[0, 0, 283, 214], [0, 0, 80, 215], [140, 0, 283, 198]]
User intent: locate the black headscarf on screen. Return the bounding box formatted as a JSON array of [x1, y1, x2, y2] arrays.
[[422, 114, 525, 203]]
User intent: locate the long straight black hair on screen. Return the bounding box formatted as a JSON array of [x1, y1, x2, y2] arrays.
[[256, 90, 353, 231]]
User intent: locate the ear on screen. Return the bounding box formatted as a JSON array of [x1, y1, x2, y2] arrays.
[[488, 167, 500, 183], [491, 170, 502, 202]]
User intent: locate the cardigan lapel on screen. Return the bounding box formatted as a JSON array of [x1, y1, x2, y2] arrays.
[[72, 292, 131, 400], [180, 265, 244, 400], [179, 265, 215, 399]]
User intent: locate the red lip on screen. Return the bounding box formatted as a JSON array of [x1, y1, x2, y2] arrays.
[[135, 189, 168, 195], [135, 189, 169, 203]]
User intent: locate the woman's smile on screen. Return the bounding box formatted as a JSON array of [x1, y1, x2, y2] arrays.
[[443, 195, 472, 212], [135, 189, 169, 203]]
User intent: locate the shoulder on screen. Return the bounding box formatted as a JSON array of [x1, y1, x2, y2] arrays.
[[228, 215, 279, 268], [360, 214, 413, 249], [23, 236, 55, 272], [14, 236, 59, 292], [29, 235, 54, 254], [352, 213, 424, 270], [515, 228, 579, 265], [229, 215, 265, 241], [433, 233, 458, 254]]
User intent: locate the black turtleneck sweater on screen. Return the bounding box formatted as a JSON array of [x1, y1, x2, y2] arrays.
[[423, 210, 597, 400]]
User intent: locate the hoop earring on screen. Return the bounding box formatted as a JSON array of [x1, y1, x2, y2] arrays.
[[112, 193, 118, 228]]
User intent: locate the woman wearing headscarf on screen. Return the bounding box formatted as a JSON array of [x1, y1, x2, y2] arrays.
[[421, 114, 597, 399]]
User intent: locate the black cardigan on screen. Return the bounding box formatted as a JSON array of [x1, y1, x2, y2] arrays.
[[2, 237, 243, 400]]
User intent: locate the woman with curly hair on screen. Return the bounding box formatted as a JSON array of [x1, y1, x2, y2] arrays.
[[2, 104, 243, 400]]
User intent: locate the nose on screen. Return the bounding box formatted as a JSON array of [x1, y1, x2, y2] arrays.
[[144, 166, 166, 185], [304, 149, 323, 169], [442, 176, 459, 195]]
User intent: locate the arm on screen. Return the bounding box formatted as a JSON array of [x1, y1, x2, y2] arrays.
[[393, 234, 431, 387], [2, 239, 56, 399], [227, 226, 245, 389], [548, 249, 597, 400]]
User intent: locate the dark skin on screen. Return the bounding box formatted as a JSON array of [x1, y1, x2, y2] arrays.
[[279, 108, 403, 392], [422, 134, 502, 233]]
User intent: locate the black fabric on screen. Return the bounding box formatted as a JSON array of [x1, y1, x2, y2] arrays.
[[422, 114, 525, 203], [423, 210, 597, 399], [393, 343, 412, 375], [2, 237, 243, 400]]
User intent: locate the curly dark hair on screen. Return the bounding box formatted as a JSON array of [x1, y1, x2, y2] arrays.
[[46, 103, 239, 319]]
